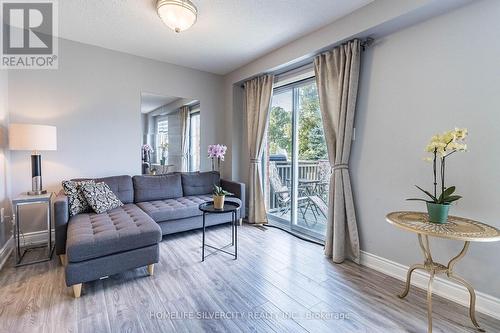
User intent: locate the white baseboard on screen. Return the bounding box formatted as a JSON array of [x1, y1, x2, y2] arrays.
[[0, 236, 13, 271], [360, 250, 500, 320]]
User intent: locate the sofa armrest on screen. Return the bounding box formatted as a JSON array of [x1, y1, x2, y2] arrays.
[[54, 192, 69, 255], [221, 179, 246, 219]]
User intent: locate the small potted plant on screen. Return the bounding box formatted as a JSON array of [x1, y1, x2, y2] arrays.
[[213, 185, 233, 210], [407, 128, 467, 223]]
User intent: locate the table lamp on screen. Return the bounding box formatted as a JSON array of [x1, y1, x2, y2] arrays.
[[9, 124, 57, 195]]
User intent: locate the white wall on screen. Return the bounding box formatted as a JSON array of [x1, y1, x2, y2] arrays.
[[224, 0, 500, 298], [0, 70, 11, 249], [8, 38, 224, 232]]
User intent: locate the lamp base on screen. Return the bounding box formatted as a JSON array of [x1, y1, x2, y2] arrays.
[[27, 189, 47, 196], [30, 156, 44, 196]]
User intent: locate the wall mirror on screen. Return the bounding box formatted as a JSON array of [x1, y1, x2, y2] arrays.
[[141, 92, 200, 174]]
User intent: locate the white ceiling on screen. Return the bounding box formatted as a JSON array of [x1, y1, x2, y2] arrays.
[[141, 93, 180, 113], [59, 0, 373, 75]]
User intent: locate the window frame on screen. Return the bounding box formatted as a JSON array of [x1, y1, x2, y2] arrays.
[[156, 118, 169, 164], [188, 106, 201, 172]]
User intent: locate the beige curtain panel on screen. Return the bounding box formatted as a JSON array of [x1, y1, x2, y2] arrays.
[[179, 105, 190, 172], [314, 40, 361, 263], [245, 74, 274, 224]]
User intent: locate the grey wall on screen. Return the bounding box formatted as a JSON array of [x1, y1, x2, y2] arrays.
[[8, 38, 224, 232], [222, 0, 472, 180], [141, 113, 148, 145], [224, 0, 500, 298], [0, 70, 11, 250], [352, 0, 500, 297]]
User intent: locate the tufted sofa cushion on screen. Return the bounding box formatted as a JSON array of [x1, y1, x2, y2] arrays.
[[181, 171, 220, 196], [133, 174, 183, 203], [72, 175, 134, 204], [137, 195, 242, 223], [66, 203, 162, 263], [92, 175, 134, 204]]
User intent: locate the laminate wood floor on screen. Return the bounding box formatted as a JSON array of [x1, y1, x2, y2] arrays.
[[0, 224, 499, 333]]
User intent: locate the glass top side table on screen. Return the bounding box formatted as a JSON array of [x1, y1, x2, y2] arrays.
[[199, 201, 240, 262], [12, 192, 55, 267], [386, 211, 500, 333]]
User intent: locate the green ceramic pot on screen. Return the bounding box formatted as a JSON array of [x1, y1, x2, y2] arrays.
[[426, 202, 450, 224]]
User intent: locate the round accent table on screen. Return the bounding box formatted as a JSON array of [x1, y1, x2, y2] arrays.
[[199, 201, 241, 262], [386, 211, 500, 333]]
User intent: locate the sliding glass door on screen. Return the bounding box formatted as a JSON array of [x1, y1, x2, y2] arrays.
[[264, 78, 329, 240], [265, 88, 293, 228]]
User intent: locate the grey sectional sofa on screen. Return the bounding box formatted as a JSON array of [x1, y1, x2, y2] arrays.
[[54, 171, 245, 297]]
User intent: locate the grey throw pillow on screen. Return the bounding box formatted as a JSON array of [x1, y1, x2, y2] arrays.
[[62, 180, 95, 216], [81, 182, 124, 214]]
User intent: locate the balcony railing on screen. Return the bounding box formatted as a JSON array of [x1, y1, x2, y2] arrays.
[[265, 160, 329, 210]]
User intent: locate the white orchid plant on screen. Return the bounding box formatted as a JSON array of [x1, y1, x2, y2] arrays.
[[407, 128, 468, 205], [159, 142, 169, 157]]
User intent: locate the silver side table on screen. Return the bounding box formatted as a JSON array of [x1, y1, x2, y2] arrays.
[[12, 192, 55, 267]]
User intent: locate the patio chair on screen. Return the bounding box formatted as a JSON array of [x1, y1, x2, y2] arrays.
[[306, 195, 328, 220], [290, 161, 330, 225], [268, 163, 312, 222]]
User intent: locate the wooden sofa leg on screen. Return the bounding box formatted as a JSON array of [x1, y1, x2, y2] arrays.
[[147, 264, 154, 276], [72, 284, 82, 298], [59, 254, 67, 266]]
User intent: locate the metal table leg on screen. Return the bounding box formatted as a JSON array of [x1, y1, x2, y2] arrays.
[[231, 211, 235, 246], [47, 201, 51, 255], [14, 198, 55, 267], [15, 204, 21, 262], [398, 235, 484, 333], [234, 209, 238, 259], [201, 208, 239, 261], [202, 212, 206, 262]]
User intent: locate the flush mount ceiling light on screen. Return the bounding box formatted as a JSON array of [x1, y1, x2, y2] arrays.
[[156, 0, 198, 33]]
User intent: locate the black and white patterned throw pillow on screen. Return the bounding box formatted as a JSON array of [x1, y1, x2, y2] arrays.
[[62, 180, 95, 216], [81, 182, 123, 214]]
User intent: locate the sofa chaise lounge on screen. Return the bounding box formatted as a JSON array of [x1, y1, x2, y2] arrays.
[[54, 171, 245, 297]]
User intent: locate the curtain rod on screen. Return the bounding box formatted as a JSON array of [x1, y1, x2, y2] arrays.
[[360, 37, 374, 51], [239, 37, 374, 89]]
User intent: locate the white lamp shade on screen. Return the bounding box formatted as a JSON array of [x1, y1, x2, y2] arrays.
[[157, 0, 197, 33], [9, 124, 57, 151]]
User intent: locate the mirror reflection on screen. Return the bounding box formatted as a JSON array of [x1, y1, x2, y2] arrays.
[[141, 92, 200, 174]]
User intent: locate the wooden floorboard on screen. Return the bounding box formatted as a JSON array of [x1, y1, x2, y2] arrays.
[[0, 224, 499, 333]]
